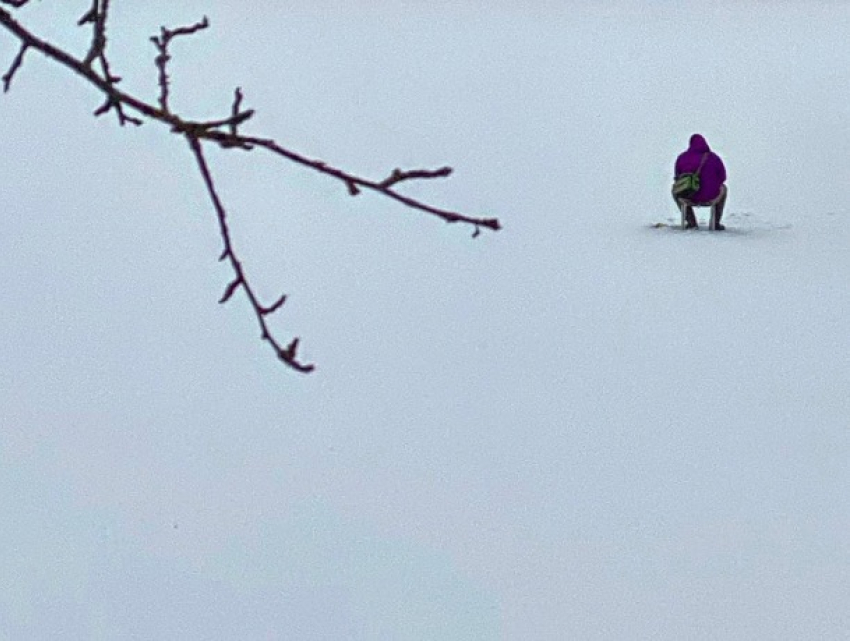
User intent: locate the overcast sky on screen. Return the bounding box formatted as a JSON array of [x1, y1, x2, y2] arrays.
[[2, 2, 849, 639]]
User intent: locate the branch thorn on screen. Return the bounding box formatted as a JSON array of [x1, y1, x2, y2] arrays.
[[218, 278, 243, 304], [261, 294, 287, 316]]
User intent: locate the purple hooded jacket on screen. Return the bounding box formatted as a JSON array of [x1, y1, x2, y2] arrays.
[[674, 134, 726, 203]]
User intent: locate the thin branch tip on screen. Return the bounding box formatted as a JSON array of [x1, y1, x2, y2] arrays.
[[152, 15, 211, 112], [229, 87, 246, 134], [1, 41, 27, 92], [379, 165, 454, 189], [218, 278, 242, 304], [77, 8, 97, 26], [273, 337, 315, 373], [261, 294, 287, 316]]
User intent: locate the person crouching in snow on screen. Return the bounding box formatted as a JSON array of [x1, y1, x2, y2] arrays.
[[672, 134, 728, 230]]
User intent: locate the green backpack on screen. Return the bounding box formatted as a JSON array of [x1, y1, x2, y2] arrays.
[[672, 152, 709, 200]]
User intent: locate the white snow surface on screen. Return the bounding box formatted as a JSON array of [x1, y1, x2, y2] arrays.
[[1, 2, 849, 639]]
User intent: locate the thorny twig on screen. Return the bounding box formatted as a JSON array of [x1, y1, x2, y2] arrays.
[[380, 166, 453, 189], [77, 0, 141, 125], [1, 40, 25, 91], [0, 6, 501, 373], [79, 0, 105, 65], [187, 135, 314, 373], [229, 87, 244, 136], [150, 15, 209, 113]]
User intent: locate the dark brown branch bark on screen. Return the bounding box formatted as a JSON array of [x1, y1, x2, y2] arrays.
[[199, 130, 502, 231], [187, 135, 314, 373], [1, 41, 25, 91], [77, 3, 98, 27], [151, 16, 209, 113], [0, 6, 501, 373], [380, 167, 452, 188], [81, 0, 106, 66]]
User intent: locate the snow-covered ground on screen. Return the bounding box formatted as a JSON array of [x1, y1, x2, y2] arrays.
[[1, 2, 849, 639]]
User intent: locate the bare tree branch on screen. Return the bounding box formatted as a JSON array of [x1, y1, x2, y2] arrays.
[[81, 0, 105, 66], [380, 166, 453, 189], [197, 130, 502, 231], [150, 16, 209, 113], [1, 41, 25, 91], [77, 3, 98, 27], [229, 87, 245, 136], [0, 6, 501, 373], [80, 0, 142, 125], [187, 135, 314, 373]]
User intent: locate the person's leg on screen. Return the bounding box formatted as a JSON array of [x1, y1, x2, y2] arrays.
[[714, 185, 727, 221], [712, 185, 728, 230], [672, 190, 698, 228], [685, 206, 697, 228]]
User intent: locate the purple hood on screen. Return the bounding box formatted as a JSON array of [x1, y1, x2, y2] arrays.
[[674, 134, 727, 203]]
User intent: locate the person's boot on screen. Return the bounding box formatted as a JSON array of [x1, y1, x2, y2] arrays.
[[712, 192, 727, 230], [685, 207, 698, 229]]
